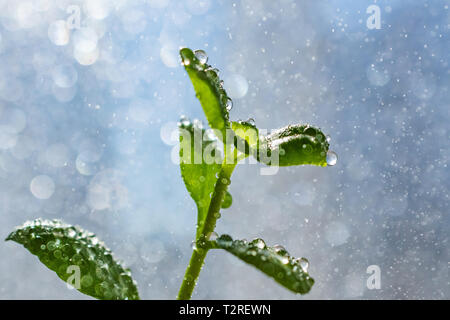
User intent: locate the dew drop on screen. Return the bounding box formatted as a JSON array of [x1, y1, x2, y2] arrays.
[[273, 244, 288, 256], [190, 241, 197, 250], [207, 232, 218, 241], [178, 115, 190, 127], [194, 50, 208, 64], [281, 256, 290, 264], [298, 257, 309, 272], [251, 238, 266, 249], [326, 150, 338, 166], [225, 98, 233, 111], [326, 135, 331, 143], [246, 118, 256, 126]]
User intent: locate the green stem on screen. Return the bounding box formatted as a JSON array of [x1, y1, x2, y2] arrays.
[[177, 161, 237, 300]]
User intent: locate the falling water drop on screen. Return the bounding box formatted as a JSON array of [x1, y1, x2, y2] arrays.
[[194, 50, 208, 64], [326, 150, 338, 166]]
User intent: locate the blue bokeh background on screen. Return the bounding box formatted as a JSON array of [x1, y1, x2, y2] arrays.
[[0, 0, 448, 299]]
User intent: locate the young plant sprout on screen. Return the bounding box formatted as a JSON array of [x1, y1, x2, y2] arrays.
[[5, 48, 336, 300]]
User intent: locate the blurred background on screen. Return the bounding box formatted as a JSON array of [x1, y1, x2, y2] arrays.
[[0, 0, 448, 299]]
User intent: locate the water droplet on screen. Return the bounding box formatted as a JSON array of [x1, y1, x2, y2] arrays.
[[273, 245, 288, 256], [246, 118, 256, 126], [251, 238, 266, 249], [199, 176, 205, 182], [225, 98, 233, 111], [281, 256, 290, 264], [207, 232, 218, 241], [217, 234, 233, 243], [298, 257, 309, 272], [194, 50, 208, 64], [326, 135, 331, 143], [190, 241, 197, 250], [326, 150, 338, 166], [178, 115, 190, 127]]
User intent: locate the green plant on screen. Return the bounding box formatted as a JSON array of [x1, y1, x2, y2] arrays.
[[5, 48, 336, 300]]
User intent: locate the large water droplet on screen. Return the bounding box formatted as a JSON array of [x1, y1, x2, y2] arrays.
[[194, 50, 208, 64], [326, 150, 338, 166]]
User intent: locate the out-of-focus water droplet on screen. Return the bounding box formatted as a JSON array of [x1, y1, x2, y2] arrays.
[[225, 98, 233, 111], [298, 257, 309, 272], [326, 135, 331, 143], [30, 175, 55, 200], [326, 150, 338, 166], [194, 49, 208, 64], [48, 20, 70, 46]]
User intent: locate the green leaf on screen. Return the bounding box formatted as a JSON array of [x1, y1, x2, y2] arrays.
[[231, 120, 259, 156], [215, 235, 314, 294], [179, 117, 222, 238], [258, 124, 329, 167], [5, 219, 140, 300], [179, 48, 231, 138]]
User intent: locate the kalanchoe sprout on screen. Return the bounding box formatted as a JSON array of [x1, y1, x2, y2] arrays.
[[177, 48, 336, 300], [5, 47, 336, 301]]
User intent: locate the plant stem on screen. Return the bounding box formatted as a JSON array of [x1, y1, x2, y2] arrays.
[[177, 162, 236, 300]]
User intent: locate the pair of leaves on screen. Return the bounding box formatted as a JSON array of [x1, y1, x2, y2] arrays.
[[180, 47, 330, 168], [214, 235, 314, 294], [6, 219, 139, 300]]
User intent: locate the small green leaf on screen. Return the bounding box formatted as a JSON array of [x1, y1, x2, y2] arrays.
[[259, 124, 329, 167], [215, 235, 314, 294], [231, 120, 259, 156], [179, 117, 222, 238], [6, 219, 139, 300], [180, 48, 231, 138]]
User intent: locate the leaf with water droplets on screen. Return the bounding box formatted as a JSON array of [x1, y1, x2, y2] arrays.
[[5, 219, 140, 300], [180, 48, 230, 138], [231, 120, 259, 156], [215, 235, 314, 294], [178, 117, 226, 239], [259, 124, 331, 167]]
